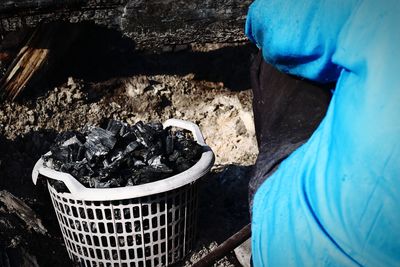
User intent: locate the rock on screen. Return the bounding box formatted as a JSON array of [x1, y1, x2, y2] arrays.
[[125, 76, 150, 97], [66, 77, 75, 87]]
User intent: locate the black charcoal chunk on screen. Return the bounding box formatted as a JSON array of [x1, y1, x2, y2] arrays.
[[149, 122, 163, 132], [48, 179, 69, 193], [125, 141, 139, 154], [165, 135, 174, 155], [131, 123, 154, 147], [42, 119, 204, 191], [175, 157, 193, 173], [106, 120, 124, 136], [50, 146, 70, 162], [84, 127, 117, 164]]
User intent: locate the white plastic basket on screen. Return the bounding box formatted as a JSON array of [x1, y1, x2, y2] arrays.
[[32, 119, 215, 267]]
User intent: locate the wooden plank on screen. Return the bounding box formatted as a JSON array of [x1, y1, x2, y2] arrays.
[[0, 190, 47, 235], [0, 0, 251, 50]]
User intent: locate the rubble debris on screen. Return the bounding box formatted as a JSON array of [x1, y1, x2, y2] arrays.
[[42, 120, 203, 192]]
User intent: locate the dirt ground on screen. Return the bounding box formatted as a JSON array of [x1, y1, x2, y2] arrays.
[[0, 27, 259, 266]]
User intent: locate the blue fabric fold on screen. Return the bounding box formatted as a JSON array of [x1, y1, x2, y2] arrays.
[[246, 0, 400, 266]]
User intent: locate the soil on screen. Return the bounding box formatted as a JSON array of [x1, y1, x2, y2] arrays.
[[0, 28, 258, 267]]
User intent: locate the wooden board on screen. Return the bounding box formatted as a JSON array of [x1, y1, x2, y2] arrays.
[[0, 0, 252, 50]]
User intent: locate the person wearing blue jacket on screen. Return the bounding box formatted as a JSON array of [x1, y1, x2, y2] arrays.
[[245, 0, 400, 266]]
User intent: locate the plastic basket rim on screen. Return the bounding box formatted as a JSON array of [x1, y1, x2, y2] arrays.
[[32, 119, 215, 201], [37, 146, 213, 201]]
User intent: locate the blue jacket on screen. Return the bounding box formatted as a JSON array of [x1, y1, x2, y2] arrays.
[[246, 0, 400, 266]]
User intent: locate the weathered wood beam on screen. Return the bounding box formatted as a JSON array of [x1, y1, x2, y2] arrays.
[[0, 22, 80, 100], [0, 190, 47, 235], [0, 0, 252, 50]]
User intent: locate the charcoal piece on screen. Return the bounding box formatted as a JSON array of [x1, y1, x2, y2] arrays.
[[97, 167, 112, 179], [52, 131, 84, 147], [125, 141, 139, 154], [60, 162, 75, 173], [182, 145, 203, 160], [106, 120, 124, 136], [175, 130, 185, 140], [118, 123, 129, 136], [152, 139, 163, 151], [102, 150, 126, 174], [88, 177, 100, 188], [126, 178, 134, 186], [148, 155, 172, 173], [84, 127, 117, 164], [136, 121, 156, 137], [91, 177, 106, 188], [42, 157, 55, 169], [143, 142, 163, 163], [148, 122, 163, 132], [86, 127, 117, 150], [135, 166, 172, 184], [93, 178, 124, 188], [48, 179, 69, 193], [132, 121, 158, 147], [131, 127, 151, 147], [50, 160, 63, 171], [175, 157, 193, 173], [133, 160, 146, 168], [175, 138, 203, 160], [165, 135, 174, 155], [50, 146, 70, 162], [168, 150, 180, 162], [62, 135, 84, 147], [77, 146, 86, 161], [76, 175, 92, 187], [49, 134, 85, 163], [120, 128, 137, 141], [109, 149, 125, 163], [133, 148, 149, 161], [68, 143, 83, 162], [53, 131, 76, 144], [69, 160, 94, 179], [53, 141, 84, 163], [147, 155, 162, 166]]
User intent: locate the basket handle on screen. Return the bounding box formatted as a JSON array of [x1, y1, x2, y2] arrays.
[[32, 157, 86, 195], [163, 118, 206, 145]]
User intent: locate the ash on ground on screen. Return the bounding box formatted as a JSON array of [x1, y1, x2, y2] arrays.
[[43, 120, 203, 191]]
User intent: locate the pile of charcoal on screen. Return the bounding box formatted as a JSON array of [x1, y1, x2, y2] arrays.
[[42, 120, 203, 192]]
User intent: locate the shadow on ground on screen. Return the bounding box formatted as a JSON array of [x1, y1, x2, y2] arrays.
[[197, 165, 251, 244], [5, 22, 257, 102], [61, 23, 256, 91], [0, 130, 71, 267]]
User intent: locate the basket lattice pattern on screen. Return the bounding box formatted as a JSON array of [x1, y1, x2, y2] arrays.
[[48, 183, 198, 267]]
